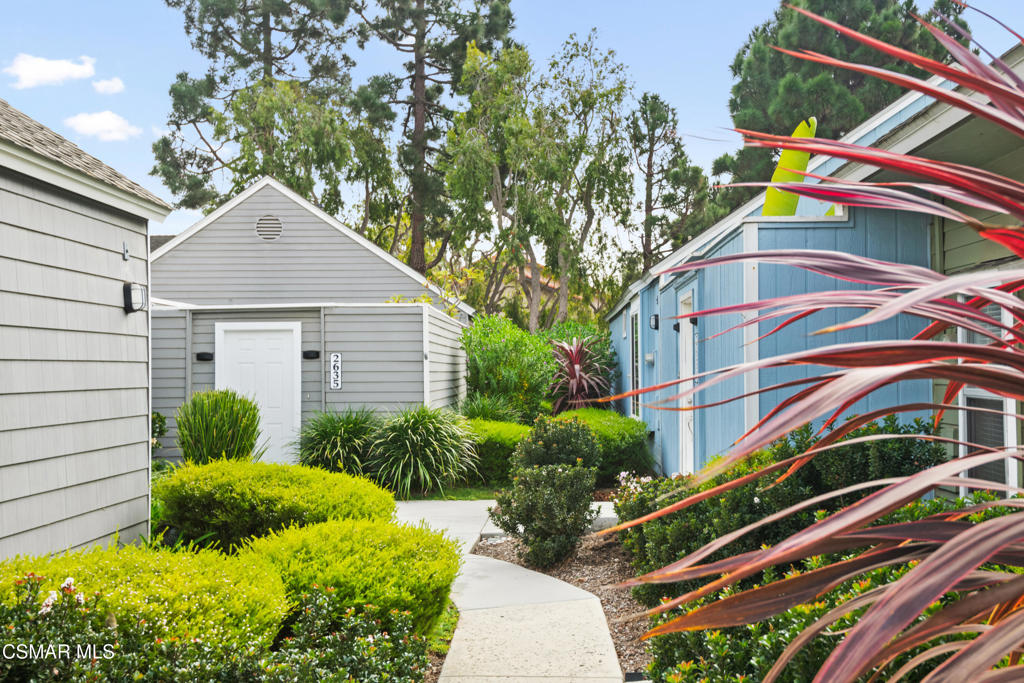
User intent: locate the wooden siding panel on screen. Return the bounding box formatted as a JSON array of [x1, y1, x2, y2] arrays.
[[324, 306, 424, 413], [153, 184, 454, 310], [0, 168, 150, 558], [151, 310, 186, 455], [427, 308, 466, 409]]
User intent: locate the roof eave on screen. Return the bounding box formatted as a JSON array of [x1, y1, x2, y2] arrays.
[[0, 139, 171, 222]]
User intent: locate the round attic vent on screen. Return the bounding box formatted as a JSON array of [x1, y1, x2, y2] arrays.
[[255, 215, 283, 241]]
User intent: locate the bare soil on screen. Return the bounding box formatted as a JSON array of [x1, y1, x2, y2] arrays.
[[472, 533, 652, 676]]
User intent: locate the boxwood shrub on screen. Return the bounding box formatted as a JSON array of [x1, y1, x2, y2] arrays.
[[466, 418, 530, 485], [243, 518, 461, 633], [153, 460, 395, 550], [557, 408, 654, 485], [514, 416, 599, 469], [0, 544, 287, 651]]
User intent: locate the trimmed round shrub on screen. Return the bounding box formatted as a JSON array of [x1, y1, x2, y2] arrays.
[[368, 406, 478, 498], [557, 408, 654, 485], [466, 418, 530, 485], [457, 392, 523, 424], [490, 464, 598, 568], [0, 544, 288, 651], [243, 519, 461, 633], [514, 415, 599, 469], [176, 388, 265, 463], [153, 460, 395, 549], [294, 407, 379, 474], [461, 315, 557, 418]]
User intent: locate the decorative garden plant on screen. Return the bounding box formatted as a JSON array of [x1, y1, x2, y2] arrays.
[[606, 5, 1024, 680]]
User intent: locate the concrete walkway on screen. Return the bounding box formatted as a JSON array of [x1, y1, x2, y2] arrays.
[[396, 500, 623, 683]]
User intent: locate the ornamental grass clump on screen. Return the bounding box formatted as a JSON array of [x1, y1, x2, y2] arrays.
[[294, 407, 379, 474], [368, 406, 478, 498], [457, 392, 523, 423], [549, 336, 612, 414], [153, 460, 395, 550], [175, 388, 266, 463]]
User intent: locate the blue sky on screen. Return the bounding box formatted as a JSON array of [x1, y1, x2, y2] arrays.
[[2, 1, 1022, 234]]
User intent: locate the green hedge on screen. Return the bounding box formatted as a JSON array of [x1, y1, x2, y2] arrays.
[[0, 544, 288, 651], [556, 408, 653, 485], [466, 419, 530, 485], [244, 519, 461, 634], [153, 460, 395, 550]]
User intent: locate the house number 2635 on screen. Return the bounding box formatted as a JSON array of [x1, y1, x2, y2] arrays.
[[329, 352, 342, 390]]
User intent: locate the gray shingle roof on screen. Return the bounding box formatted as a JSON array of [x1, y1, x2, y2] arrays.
[[0, 98, 170, 210], [149, 234, 175, 252]]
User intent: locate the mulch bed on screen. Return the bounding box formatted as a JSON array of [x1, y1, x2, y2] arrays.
[[472, 532, 652, 677], [424, 651, 444, 683]]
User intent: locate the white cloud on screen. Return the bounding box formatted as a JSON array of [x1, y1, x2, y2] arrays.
[[92, 77, 124, 94], [64, 111, 142, 142], [151, 125, 170, 138], [3, 53, 95, 89]]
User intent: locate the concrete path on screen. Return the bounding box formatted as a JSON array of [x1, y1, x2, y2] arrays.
[[396, 500, 623, 683]]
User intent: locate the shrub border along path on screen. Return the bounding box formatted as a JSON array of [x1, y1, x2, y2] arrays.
[[395, 500, 622, 682]]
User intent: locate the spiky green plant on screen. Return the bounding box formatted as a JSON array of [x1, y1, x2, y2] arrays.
[[294, 408, 379, 474], [175, 389, 266, 464], [368, 406, 478, 499]]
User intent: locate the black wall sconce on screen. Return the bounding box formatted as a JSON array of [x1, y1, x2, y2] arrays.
[[302, 350, 320, 360], [649, 314, 659, 330], [672, 321, 680, 332], [122, 282, 148, 313], [195, 352, 214, 362], [690, 316, 699, 326]]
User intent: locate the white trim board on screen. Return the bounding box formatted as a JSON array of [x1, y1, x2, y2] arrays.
[[150, 176, 474, 317], [0, 140, 171, 223], [152, 297, 431, 311]]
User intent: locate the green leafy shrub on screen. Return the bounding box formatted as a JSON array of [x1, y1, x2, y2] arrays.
[[368, 406, 478, 499], [466, 418, 530, 485], [244, 519, 461, 633], [153, 460, 395, 549], [151, 411, 167, 455], [457, 392, 523, 423], [514, 416, 599, 469], [648, 495, 1011, 683], [294, 407, 379, 474], [175, 389, 266, 463], [461, 315, 557, 418], [490, 464, 598, 568], [557, 408, 654, 485], [0, 577, 425, 682], [0, 545, 287, 652]]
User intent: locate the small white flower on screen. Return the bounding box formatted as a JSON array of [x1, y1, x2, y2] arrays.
[[61, 577, 74, 591], [75, 592, 85, 605], [753, 496, 761, 504], [38, 603, 52, 615]]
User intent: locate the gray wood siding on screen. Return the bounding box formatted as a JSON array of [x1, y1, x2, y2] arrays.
[[324, 305, 425, 414], [426, 307, 467, 409], [151, 310, 187, 456], [152, 184, 452, 311], [0, 168, 150, 558]]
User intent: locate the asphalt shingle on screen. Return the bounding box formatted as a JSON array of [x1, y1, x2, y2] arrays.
[[0, 97, 170, 210]]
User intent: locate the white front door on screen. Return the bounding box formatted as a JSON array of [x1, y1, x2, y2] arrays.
[[215, 322, 301, 464], [678, 292, 695, 475]]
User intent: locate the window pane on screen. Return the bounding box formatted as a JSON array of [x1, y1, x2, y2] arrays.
[[966, 396, 1006, 485], [963, 303, 1003, 346]]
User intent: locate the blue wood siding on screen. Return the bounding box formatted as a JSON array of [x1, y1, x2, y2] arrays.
[[757, 207, 931, 422]]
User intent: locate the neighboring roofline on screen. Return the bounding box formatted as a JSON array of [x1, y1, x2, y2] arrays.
[[605, 45, 1024, 322], [0, 139, 171, 222], [150, 176, 475, 316]]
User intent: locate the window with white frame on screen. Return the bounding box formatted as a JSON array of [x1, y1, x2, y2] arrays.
[[957, 302, 1019, 495]]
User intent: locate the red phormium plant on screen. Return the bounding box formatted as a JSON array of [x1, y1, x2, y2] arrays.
[[605, 4, 1024, 681], [550, 336, 612, 414]]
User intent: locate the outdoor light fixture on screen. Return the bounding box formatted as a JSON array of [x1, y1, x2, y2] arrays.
[[672, 321, 681, 332], [649, 314, 659, 330], [302, 350, 320, 360], [690, 316, 698, 326], [122, 282, 148, 313], [195, 352, 214, 362]]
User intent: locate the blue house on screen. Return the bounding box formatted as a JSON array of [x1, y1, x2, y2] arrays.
[[606, 90, 945, 476]]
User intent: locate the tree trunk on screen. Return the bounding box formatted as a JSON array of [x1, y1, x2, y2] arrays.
[[261, 10, 273, 81], [556, 245, 569, 324], [408, 0, 428, 274], [522, 244, 542, 332], [643, 135, 655, 272]]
